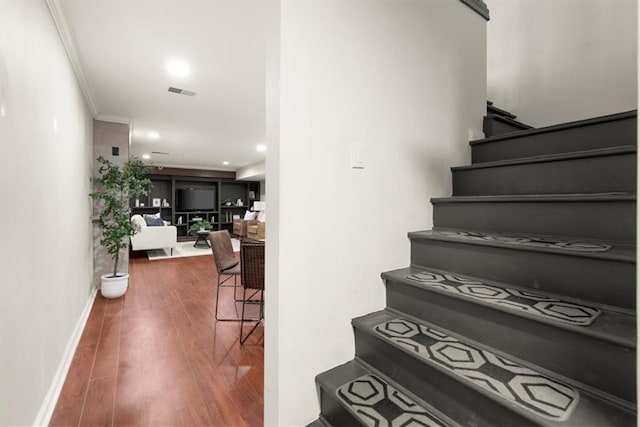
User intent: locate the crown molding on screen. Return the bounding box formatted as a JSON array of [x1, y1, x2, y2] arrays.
[[45, 0, 98, 117], [459, 0, 490, 20], [95, 114, 131, 125]]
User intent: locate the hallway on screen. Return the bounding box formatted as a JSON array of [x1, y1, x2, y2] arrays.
[[50, 254, 264, 426]]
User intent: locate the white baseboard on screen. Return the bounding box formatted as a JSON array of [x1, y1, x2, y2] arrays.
[[32, 286, 98, 426]]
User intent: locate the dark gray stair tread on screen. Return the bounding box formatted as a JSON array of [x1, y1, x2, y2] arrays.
[[487, 101, 517, 119], [316, 360, 456, 427], [452, 146, 636, 171], [304, 418, 327, 427], [353, 310, 636, 426], [409, 229, 636, 263], [382, 266, 636, 348], [471, 110, 637, 146], [485, 113, 532, 130]]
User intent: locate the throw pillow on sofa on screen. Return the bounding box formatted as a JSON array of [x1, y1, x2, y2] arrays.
[[243, 210, 257, 220], [144, 214, 165, 227]]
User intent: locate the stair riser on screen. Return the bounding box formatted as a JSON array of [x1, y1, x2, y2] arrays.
[[410, 238, 635, 309], [354, 330, 538, 427], [433, 200, 636, 243], [483, 116, 529, 137], [472, 116, 637, 163], [384, 280, 636, 404], [452, 153, 637, 196], [317, 387, 361, 427]]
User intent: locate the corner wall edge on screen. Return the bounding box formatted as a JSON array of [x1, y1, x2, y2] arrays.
[[459, 0, 490, 20]]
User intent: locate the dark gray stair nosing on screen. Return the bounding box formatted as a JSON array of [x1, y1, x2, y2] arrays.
[[354, 310, 637, 419], [409, 229, 636, 263], [487, 101, 517, 119], [451, 145, 636, 172], [381, 266, 636, 348], [485, 113, 533, 130], [470, 110, 637, 146]]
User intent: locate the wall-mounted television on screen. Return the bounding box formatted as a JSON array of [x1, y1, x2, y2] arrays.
[[176, 188, 216, 211]]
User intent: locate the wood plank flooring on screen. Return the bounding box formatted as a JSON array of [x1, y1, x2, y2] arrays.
[[50, 252, 263, 426]]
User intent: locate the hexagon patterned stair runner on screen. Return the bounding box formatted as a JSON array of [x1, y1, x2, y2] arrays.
[[374, 318, 579, 421], [310, 111, 637, 426], [432, 230, 612, 252], [336, 374, 450, 427], [406, 270, 600, 326]]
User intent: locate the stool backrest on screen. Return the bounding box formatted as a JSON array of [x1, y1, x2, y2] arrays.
[[208, 230, 239, 273], [240, 240, 265, 290]]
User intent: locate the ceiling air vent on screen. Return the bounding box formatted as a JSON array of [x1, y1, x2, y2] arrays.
[[151, 151, 170, 155], [168, 87, 196, 97]]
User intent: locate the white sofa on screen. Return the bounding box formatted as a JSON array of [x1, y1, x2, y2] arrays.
[[130, 214, 177, 255]]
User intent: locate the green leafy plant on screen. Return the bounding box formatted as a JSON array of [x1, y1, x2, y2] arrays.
[[90, 156, 153, 277], [191, 220, 212, 232]]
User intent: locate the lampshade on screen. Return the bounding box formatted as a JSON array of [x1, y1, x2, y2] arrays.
[[253, 201, 266, 211]]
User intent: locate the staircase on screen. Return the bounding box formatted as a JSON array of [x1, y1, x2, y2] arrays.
[[309, 107, 637, 426]]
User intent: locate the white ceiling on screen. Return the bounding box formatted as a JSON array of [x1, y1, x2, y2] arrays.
[[58, 0, 273, 171]]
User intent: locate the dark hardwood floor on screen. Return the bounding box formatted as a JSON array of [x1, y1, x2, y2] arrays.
[[50, 252, 263, 426]]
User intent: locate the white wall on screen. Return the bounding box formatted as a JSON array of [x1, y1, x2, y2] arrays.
[[487, 0, 637, 127], [0, 1, 95, 425], [265, 1, 486, 425]]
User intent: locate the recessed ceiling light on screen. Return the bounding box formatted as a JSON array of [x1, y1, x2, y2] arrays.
[[148, 132, 159, 140], [223, 161, 229, 165], [142, 154, 150, 160], [166, 59, 190, 78], [256, 144, 267, 152]]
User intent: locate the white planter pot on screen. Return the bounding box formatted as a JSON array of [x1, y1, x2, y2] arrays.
[[100, 273, 129, 299]]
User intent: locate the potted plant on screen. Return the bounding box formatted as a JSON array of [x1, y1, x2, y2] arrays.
[[90, 156, 152, 298], [191, 220, 212, 233]]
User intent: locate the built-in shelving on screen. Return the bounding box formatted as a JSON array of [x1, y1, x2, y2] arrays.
[[130, 172, 260, 239]]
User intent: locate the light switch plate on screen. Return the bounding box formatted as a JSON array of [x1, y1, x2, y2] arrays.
[[351, 144, 364, 169]]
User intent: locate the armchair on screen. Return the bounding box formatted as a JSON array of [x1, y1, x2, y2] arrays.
[[246, 222, 265, 240], [246, 211, 265, 240], [233, 211, 258, 237]]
